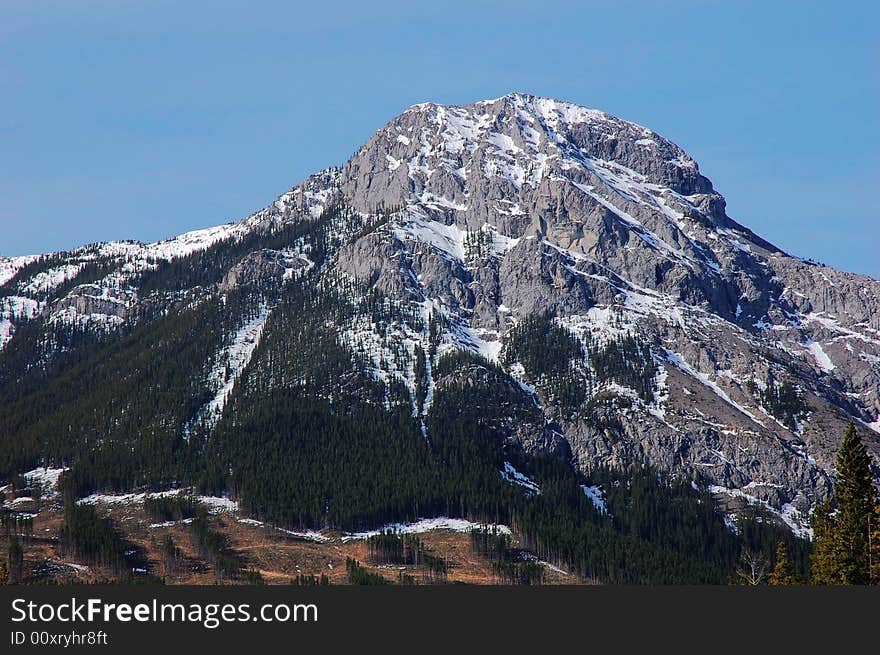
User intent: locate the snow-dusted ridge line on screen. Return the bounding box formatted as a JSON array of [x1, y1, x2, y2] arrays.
[[0, 219, 272, 345], [4, 222, 251, 287]]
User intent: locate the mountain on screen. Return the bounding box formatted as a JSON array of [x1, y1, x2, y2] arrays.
[[1, 94, 878, 579]]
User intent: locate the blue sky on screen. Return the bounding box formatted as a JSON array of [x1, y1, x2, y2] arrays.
[[2, 1, 878, 276]]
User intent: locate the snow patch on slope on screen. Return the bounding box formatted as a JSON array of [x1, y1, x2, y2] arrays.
[[342, 517, 511, 541], [19, 264, 86, 296], [0, 256, 40, 287], [501, 462, 541, 495], [79, 491, 239, 513], [235, 518, 329, 543], [709, 485, 812, 539], [581, 485, 610, 516], [184, 304, 270, 437], [806, 340, 836, 373], [393, 214, 466, 262], [24, 467, 68, 496], [0, 295, 41, 350]]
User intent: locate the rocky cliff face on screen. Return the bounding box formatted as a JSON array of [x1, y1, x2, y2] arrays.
[[2, 93, 878, 533]]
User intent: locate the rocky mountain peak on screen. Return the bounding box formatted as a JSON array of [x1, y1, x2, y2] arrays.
[[2, 95, 878, 536], [330, 95, 790, 325], [326, 95, 880, 522], [340, 92, 722, 227]]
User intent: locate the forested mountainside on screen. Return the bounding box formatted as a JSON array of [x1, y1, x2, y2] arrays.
[[1, 93, 878, 583]]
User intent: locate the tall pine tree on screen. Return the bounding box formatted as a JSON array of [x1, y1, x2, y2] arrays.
[[834, 423, 876, 585], [769, 541, 800, 585], [810, 499, 841, 585]]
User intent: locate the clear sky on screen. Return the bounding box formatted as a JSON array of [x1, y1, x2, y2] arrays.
[[1, 1, 878, 277]]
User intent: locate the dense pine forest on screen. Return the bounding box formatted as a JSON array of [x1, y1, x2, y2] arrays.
[[1, 205, 878, 585]]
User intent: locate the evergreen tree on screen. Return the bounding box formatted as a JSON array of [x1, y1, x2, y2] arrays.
[[161, 534, 181, 578], [834, 423, 876, 584], [345, 558, 389, 585], [59, 504, 132, 575], [769, 541, 800, 585], [290, 573, 330, 586], [8, 536, 24, 583], [8, 537, 24, 584], [810, 499, 841, 585]]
